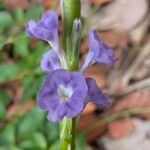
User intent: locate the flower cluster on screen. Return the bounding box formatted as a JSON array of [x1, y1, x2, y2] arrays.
[[26, 11, 115, 122]]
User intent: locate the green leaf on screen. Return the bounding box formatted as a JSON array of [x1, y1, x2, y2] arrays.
[[19, 133, 47, 150], [31, 132, 47, 149], [44, 122, 59, 144], [11, 147, 23, 150], [25, 6, 43, 20], [18, 41, 48, 70], [0, 124, 15, 147], [0, 36, 5, 49], [17, 107, 45, 140], [1, 146, 23, 150], [21, 76, 43, 102], [0, 102, 6, 119], [13, 8, 25, 24], [19, 140, 33, 150], [0, 147, 7, 150], [14, 34, 29, 57], [0, 89, 10, 105], [0, 64, 20, 84], [0, 11, 13, 27], [76, 133, 89, 150], [0, 2, 6, 10], [28, 42, 48, 66], [49, 141, 59, 150]]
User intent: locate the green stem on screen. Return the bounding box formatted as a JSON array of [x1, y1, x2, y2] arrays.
[[70, 117, 77, 150], [60, 117, 77, 150], [60, 1, 81, 147], [60, 138, 70, 150], [66, 35, 72, 63], [60, 118, 71, 150]]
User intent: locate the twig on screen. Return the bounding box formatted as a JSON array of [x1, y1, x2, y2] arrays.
[[86, 107, 150, 133], [108, 40, 150, 92], [114, 77, 150, 98], [122, 41, 150, 85]]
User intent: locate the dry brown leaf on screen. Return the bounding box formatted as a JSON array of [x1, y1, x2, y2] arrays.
[[84, 64, 110, 87], [129, 16, 149, 44], [6, 100, 34, 119], [81, 0, 91, 17], [82, 102, 96, 115], [122, 42, 150, 85], [3, 0, 29, 10], [19, 100, 35, 115], [107, 118, 135, 139], [44, 0, 52, 10], [78, 112, 106, 143], [91, 0, 112, 5], [111, 89, 150, 118], [100, 30, 127, 48], [2, 80, 23, 102], [90, 0, 148, 31], [6, 103, 20, 119]]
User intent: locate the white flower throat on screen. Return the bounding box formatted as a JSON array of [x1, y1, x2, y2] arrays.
[[57, 85, 73, 101]]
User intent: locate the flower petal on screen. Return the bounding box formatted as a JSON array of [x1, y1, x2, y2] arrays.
[[40, 49, 61, 72], [86, 78, 110, 106], [65, 72, 88, 117], [66, 91, 85, 118], [37, 69, 88, 122], [26, 21, 54, 41], [88, 29, 115, 65], [94, 42, 116, 65], [80, 29, 115, 72], [47, 102, 67, 122], [88, 30, 100, 56], [79, 51, 94, 72], [39, 11, 58, 29], [26, 11, 60, 53], [37, 87, 59, 110]]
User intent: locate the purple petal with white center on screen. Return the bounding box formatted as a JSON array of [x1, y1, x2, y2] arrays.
[[26, 11, 60, 53], [80, 29, 115, 72], [37, 69, 88, 122], [40, 49, 61, 72], [37, 86, 59, 110], [86, 78, 110, 106], [66, 72, 88, 117], [47, 102, 67, 122]]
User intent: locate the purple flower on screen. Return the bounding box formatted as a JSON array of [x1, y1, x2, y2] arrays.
[[86, 78, 110, 106], [25, 10, 113, 123], [26, 11, 60, 53], [80, 29, 115, 72], [37, 69, 88, 122], [41, 49, 61, 72]]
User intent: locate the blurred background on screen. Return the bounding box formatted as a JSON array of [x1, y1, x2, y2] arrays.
[[0, 0, 149, 150]]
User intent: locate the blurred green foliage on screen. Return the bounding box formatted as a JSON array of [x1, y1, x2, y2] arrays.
[[0, 2, 88, 150], [0, 107, 87, 149]]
